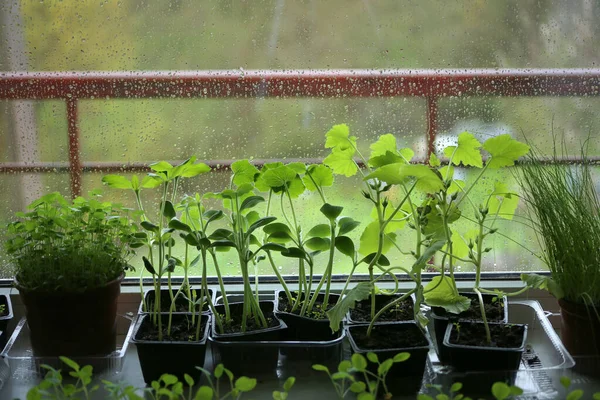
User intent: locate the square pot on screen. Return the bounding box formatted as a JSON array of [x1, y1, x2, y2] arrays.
[[138, 288, 214, 315], [346, 293, 415, 325], [209, 300, 287, 375], [275, 290, 341, 340], [132, 313, 210, 384], [431, 292, 508, 363], [347, 321, 430, 395]]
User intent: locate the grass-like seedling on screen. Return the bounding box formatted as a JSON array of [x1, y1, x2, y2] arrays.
[[4, 191, 137, 292], [517, 142, 600, 308]]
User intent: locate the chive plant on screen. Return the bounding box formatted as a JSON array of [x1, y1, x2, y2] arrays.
[[103, 156, 211, 340], [517, 142, 600, 308]]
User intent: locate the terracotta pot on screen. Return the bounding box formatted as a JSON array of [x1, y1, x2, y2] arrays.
[[16, 274, 123, 357]]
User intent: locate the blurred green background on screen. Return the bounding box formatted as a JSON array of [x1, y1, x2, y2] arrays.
[[1, 0, 599, 277]]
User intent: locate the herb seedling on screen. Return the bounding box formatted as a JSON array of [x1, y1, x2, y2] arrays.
[[103, 156, 212, 340], [313, 351, 410, 400], [417, 382, 471, 400]]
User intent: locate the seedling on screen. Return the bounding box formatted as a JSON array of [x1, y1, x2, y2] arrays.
[[256, 161, 360, 318], [417, 382, 471, 400], [313, 351, 410, 399], [103, 156, 212, 340]]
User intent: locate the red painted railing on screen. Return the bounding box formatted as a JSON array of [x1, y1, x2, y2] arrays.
[[1, 69, 600, 197]]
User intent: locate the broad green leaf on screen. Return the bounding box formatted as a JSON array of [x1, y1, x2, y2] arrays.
[[163, 200, 176, 220], [283, 377, 295, 391], [60, 357, 80, 372], [421, 200, 461, 241], [350, 381, 367, 393], [281, 247, 307, 259], [307, 224, 330, 238], [169, 218, 191, 233], [338, 217, 361, 235], [370, 134, 396, 158], [180, 162, 210, 178], [393, 353, 410, 363], [263, 222, 292, 237], [261, 166, 297, 188], [400, 148, 415, 162], [325, 123, 356, 150], [444, 132, 483, 168], [142, 175, 163, 188], [491, 382, 511, 400], [240, 195, 264, 211], [487, 182, 519, 220], [287, 176, 306, 198], [324, 146, 358, 177], [320, 203, 344, 221], [357, 392, 375, 400], [445, 229, 478, 260], [483, 135, 530, 169], [335, 236, 355, 257], [232, 160, 259, 186], [377, 359, 394, 376], [311, 364, 329, 372], [592, 393, 600, 400], [521, 273, 564, 299], [439, 165, 454, 180], [450, 382, 463, 393], [194, 386, 213, 400], [366, 164, 444, 192], [566, 390, 583, 400], [368, 151, 405, 168], [423, 276, 471, 314], [359, 221, 394, 255], [102, 175, 133, 190], [331, 371, 353, 380], [305, 237, 330, 251], [417, 395, 434, 400], [160, 374, 179, 385], [214, 364, 224, 379], [338, 360, 352, 373], [326, 282, 372, 332], [429, 153, 441, 167], [246, 216, 277, 237], [142, 256, 156, 275], [510, 386, 524, 395], [560, 376, 572, 389], [304, 164, 334, 190], [235, 377, 257, 392], [366, 353, 379, 363], [370, 204, 407, 233], [351, 353, 368, 372]]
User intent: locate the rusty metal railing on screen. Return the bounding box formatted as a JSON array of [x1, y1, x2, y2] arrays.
[[1, 69, 600, 197]]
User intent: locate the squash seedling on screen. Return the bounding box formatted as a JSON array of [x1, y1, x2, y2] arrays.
[[421, 132, 531, 343], [103, 156, 211, 340], [256, 161, 360, 319], [322, 124, 445, 336]]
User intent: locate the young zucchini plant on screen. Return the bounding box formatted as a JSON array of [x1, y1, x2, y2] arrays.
[[322, 124, 445, 335], [256, 161, 360, 318], [102, 156, 211, 340], [421, 132, 531, 343]]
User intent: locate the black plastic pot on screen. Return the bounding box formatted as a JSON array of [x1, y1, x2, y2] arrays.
[[209, 301, 287, 375], [139, 288, 214, 314], [346, 293, 414, 325], [442, 321, 527, 395], [431, 292, 508, 363], [275, 290, 341, 340], [132, 313, 210, 384], [16, 274, 122, 357], [347, 322, 430, 396], [0, 294, 14, 350]]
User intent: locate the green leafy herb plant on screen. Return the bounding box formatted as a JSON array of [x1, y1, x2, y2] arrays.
[[5, 191, 137, 292]]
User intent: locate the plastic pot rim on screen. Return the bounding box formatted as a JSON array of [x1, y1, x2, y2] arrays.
[[442, 320, 528, 353], [131, 313, 210, 346]]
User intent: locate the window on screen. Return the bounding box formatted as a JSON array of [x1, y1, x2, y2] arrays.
[[1, 1, 598, 278]]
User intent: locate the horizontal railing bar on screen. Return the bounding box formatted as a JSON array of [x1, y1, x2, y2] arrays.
[[1, 69, 600, 100], [1, 155, 599, 174]]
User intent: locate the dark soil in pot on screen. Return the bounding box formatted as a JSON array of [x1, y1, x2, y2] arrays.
[[443, 321, 527, 396], [275, 291, 340, 340], [132, 313, 209, 384], [141, 288, 213, 314], [16, 274, 122, 357], [431, 292, 507, 363], [348, 293, 413, 323], [347, 322, 430, 395], [559, 298, 600, 377], [210, 301, 286, 376]]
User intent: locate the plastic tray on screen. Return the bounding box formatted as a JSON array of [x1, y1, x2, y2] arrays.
[[425, 299, 575, 399], [1, 314, 136, 382]]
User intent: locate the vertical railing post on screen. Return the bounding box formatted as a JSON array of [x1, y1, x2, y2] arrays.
[[66, 98, 82, 198], [426, 96, 438, 160]]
